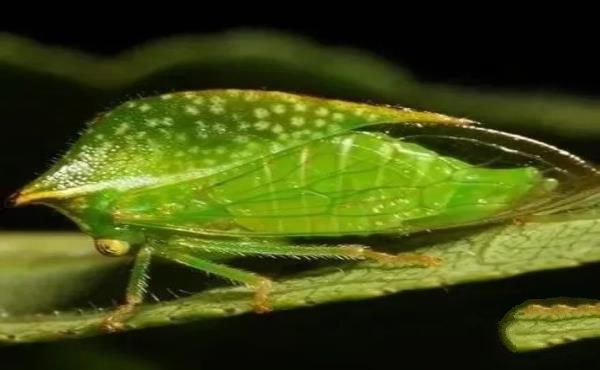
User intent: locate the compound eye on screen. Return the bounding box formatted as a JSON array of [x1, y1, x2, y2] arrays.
[[94, 239, 131, 257]]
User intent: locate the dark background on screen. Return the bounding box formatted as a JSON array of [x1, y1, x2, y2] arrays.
[[2, 20, 600, 369], [7, 23, 600, 94]]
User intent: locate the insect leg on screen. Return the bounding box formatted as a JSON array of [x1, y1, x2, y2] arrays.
[[358, 247, 441, 267], [172, 237, 440, 267], [103, 245, 153, 332], [156, 248, 272, 313]]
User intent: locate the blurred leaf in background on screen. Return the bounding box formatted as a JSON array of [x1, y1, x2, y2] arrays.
[[501, 298, 600, 352]]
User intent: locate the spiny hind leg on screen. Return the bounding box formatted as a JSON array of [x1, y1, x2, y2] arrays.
[[102, 246, 153, 332], [155, 237, 440, 315], [173, 237, 441, 268], [157, 248, 273, 313]]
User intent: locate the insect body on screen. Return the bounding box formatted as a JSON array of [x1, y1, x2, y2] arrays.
[[10, 90, 598, 330]]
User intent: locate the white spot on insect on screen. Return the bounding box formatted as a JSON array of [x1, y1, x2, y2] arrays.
[[314, 118, 327, 127], [254, 108, 270, 119], [210, 96, 225, 104], [161, 94, 174, 100], [271, 124, 284, 134], [372, 205, 385, 214], [145, 118, 159, 127], [232, 113, 242, 122], [195, 120, 207, 129], [272, 104, 286, 114], [332, 112, 344, 121], [175, 151, 185, 157], [209, 104, 225, 114], [254, 121, 271, 130], [315, 107, 329, 116], [193, 97, 205, 105], [226, 90, 241, 97], [115, 122, 130, 135], [203, 158, 217, 165], [183, 92, 196, 99], [294, 103, 307, 112], [214, 123, 227, 133], [196, 131, 209, 139], [159, 128, 172, 138], [161, 117, 174, 126], [139, 104, 151, 112], [215, 146, 227, 154], [95, 134, 105, 140], [291, 117, 305, 127], [368, 113, 380, 120], [127, 102, 137, 108], [175, 133, 188, 142], [189, 146, 200, 154], [330, 136, 343, 144], [99, 142, 112, 151], [136, 131, 147, 139], [185, 105, 200, 115], [278, 133, 290, 141], [239, 122, 251, 130]]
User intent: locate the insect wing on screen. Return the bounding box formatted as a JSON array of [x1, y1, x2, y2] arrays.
[[113, 130, 555, 236]]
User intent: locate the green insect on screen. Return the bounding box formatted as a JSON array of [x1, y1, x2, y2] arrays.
[[10, 89, 598, 330]]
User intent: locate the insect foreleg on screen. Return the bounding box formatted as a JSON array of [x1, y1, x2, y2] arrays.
[[103, 245, 153, 332], [101, 235, 440, 332]]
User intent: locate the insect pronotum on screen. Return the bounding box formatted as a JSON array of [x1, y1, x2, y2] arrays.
[[9, 89, 599, 331]]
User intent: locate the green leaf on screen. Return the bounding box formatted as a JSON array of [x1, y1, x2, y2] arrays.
[[2, 191, 599, 343], [500, 298, 600, 352]]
